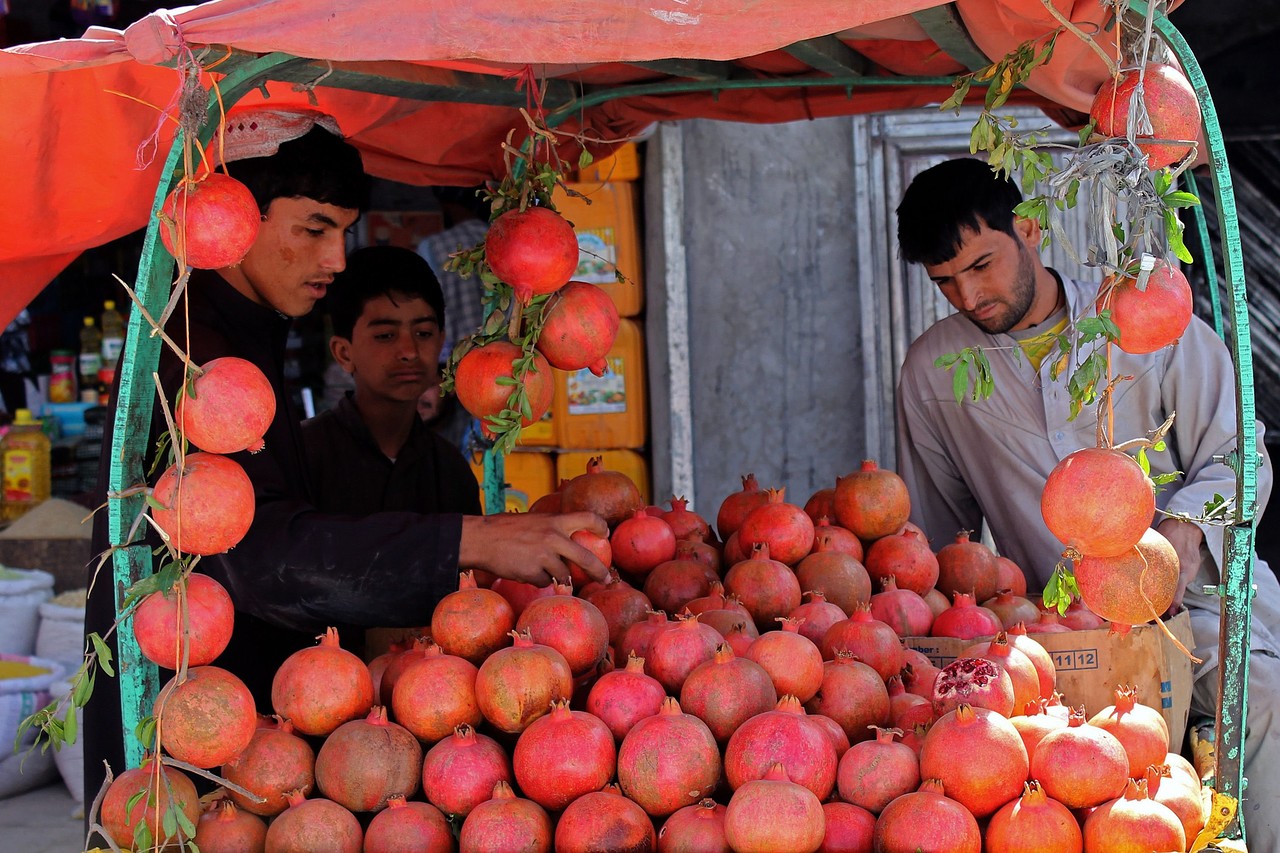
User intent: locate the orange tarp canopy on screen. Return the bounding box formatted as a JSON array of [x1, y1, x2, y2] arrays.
[[0, 0, 1130, 329]]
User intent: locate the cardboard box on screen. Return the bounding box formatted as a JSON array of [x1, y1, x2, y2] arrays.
[[904, 609, 1195, 749]]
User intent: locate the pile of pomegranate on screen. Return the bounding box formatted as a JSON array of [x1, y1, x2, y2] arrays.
[[110, 457, 1211, 852]]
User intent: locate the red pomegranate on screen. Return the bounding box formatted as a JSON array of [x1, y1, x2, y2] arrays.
[[657, 799, 728, 853], [985, 780, 1083, 853], [647, 612, 722, 694], [920, 704, 1029, 817], [314, 706, 422, 812], [716, 473, 772, 540], [863, 530, 940, 595], [1145, 764, 1208, 843], [803, 486, 836, 525], [837, 726, 920, 814], [812, 518, 866, 562], [618, 696, 721, 816], [155, 666, 257, 769], [921, 587, 949, 619], [1088, 685, 1171, 777], [1033, 708, 1130, 809], [1090, 62, 1201, 169], [737, 488, 816, 565], [724, 763, 825, 853], [983, 590, 1042, 630], [489, 577, 555, 618], [959, 632, 1041, 714], [1004, 623, 1058, 699], [268, 622, 373, 732], [724, 542, 803, 632], [1100, 262, 1194, 354], [430, 570, 515, 664], [869, 576, 934, 637], [554, 784, 656, 853], [263, 790, 362, 853], [619, 609, 670, 662], [1082, 778, 1186, 852], [703, 615, 759, 655], [900, 660, 942, 700], [512, 699, 616, 810], [675, 536, 722, 574], [485, 205, 579, 302], [221, 717, 315, 817], [516, 582, 609, 676], [587, 652, 667, 741], [458, 781, 552, 853], [559, 455, 644, 528], [566, 529, 613, 588], [809, 712, 852, 761], [745, 617, 825, 703], [795, 538, 873, 615], [391, 641, 482, 744], [995, 556, 1029, 596], [872, 778, 981, 853], [1074, 527, 1179, 626], [536, 280, 619, 374], [367, 640, 408, 702], [101, 760, 200, 851], [151, 452, 255, 555], [1041, 447, 1155, 558], [661, 496, 713, 542], [1026, 608, 1073, 634], [643, 558, 717, 614], [420, 724, 511, 817], [935, 530, 1000, 603], [160, 173, 260, 269], [819, 604, 905, 681], [832, 460, 911, 540], [474, 628, 573, 733], [820, 801, 875, 853], [612, 510, 678, 577], [887, 675, 935, 730], [787, 590, 847, 646], [585, 574, 651, 655], [680, 643, 778, 743], [684, 581, 751, 619], [930, 591, 1004, 640], [805, 651, 891, 743], [1010, 699, 1069, 774], [1060, 597, 1107, 631], [133, 571, 234, 670], [377, 637, 432, 706], [193, 798, 267, 853], [363, 796, 453, 853], [722, 530, 746, 565], [452, 341, 554, 436], [173, 357, 275, 455], [931, 656, 1015, 717], [724, 695, 838, 799]]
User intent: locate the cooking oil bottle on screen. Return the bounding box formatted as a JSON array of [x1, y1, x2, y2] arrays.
[[1, 409, 51, 521]]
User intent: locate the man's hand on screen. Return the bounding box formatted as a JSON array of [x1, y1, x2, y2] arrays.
[[460, 512, 610, 587], [1157, 517, 1204, 616]]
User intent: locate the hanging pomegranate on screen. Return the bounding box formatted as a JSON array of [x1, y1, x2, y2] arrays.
[[485, 206, 579, 302], [159, 173, 260, 269], [1041, 447, 1155, 558], [155, 665, 257, 769], [1073, 527, 1180, 626], [452, 341, 554, 437], [536, 281, 619, 375], [132, 572, 234, 670], [173, 357, 275, 454], [1099, 263, 1194, 354], [150, 452, 255, 555], [1090, 63, 1202, 170]]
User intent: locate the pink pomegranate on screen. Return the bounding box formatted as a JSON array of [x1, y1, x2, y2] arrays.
[[1010, 700, 1069, 774], [193, 798, 267, 853], [452, 341, 554, 436], [737, 487, 816, 565], [920, 704, 1029, 817], [724, 763, 825, 853], [959, 632, 1040, 714], [1041, 447, 1155, 558], [1032, 708, 1130, 809], [887, 675, 935, 730], [745, 617, 825, 703], [1060, 597, 1107, 631], [803, 487, 836, 526], [1090, 62, 1201, 169], [819, 604, 904, 681], [512, 699, 616, 810], [559, 455, 645, 528], [832, 460, 911, 540], [984, 780, 1083, 853], [430, 570, 515, 664], [1026, 609, 1073, 634], [819, 801, 875, 853], [717, 473, 772, 540], [618, 610, 670, 662], [900, 660, 943, 699], [160, 173, 260, 269], [1074, 527, 1180, 626], [935, 530, 1000, 603], [1100, 262, 1194, 354], [812, 517, 866, 562], [586, 652, 667, 741], [389, 641, 481, 743], [489, 577, 554, 619], [723, 543, 803, 632], [679, 643, 779, 743], [420, 724, 511, 817], [676, 536, 722, 574], [809, 712, 853, 761], [983, 590, 1042, 630], [684, 581, 752, 619], [1005, 624, 1057, 700], [805, 652, 891, 743], [485, 205, 579, 302], [516, 582, 609, 677], [173, 357, 275, 456], [611, 509, 678, 577], [863, 531, 939, 595], [643, 558, 717, 614], [869, 576, 934, 637], [921, 587, 950, 619], [1087, 685, 1171, 777], [458, 782, 552, 853], [1082, 778, 1186, 852], [1145, 763, 1208, 843], [100, 760, 200, 851], [618, 696, 721, 816], [221, 717, 315, 817], [788, 591, 848, 645], [474, 629, 573, 733], [705, 616, 758, 655], [132, 572, 234, 670], [872, 778, 981, 853], [554, 784, 656, 853], [995, 556, 1029, 596], [658, 799, 729, 853], [724, 695, 838, 800], [263, 790, 362, 853], [929, 591, 1003, 640], [837, 726, 920, 814], [314, 706, 423, 812], [363, 796, 454, 853], [795, 538, 873, 615], [585, 574, 652, 658], [155, 666, 257, 769], [647, 612, 722, 694], [931, 656, 1015, 717], [661, 496, 713, 542], [151, 452, 255, 555], [536, 280, 619, 374]]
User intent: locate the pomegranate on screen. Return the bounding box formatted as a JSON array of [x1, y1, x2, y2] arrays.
[[935, 530, 1000, 603], [587, 652, 666, 741], [221, 717, 315, 817], [809, 712, 852, 760], [430, 570, 515, 664], [618, 609, 670, 662], [378, 637, 431, 706], [647, 612, 722, 693], [485, 205, 579, 302], [536, 280, 619, 374], [1074, 527, 1179, 626], [724, 695, 838, 799], [1082, 778, 1186, 852], [489, 577, 554, 618], [661, 496, 713, 542], [863, 531, 940, 595], [100, 760, 200, 851], [263, 790, 362, 853], [931, 656, 1015, 717], [872, 778, 981, 853], [959, 632, 1041, 714], [724, 763, 825, 853], [155, 666, 257, 769], [612, 510, 678, 577], [819, 801, 875, 853], [813, 518, 866, 562], [1005, 623, 1057, 699], [920, 704, 1028, 817], [900, 660, 942, 699], [367, 639, 409, 702], [724, 542, 802, 632], [555, 784, 657, 852], [314, 706, 423, 812], [658, 799, 729, 853], [1041, 447, 1155, 558], [1033, 708, 1130, 808], [745, 617, 825, 702], [193, 798, 267, 853], [1145, 764, 1208, 843], [474, 628, 573, 733], [704, 615, 759, 655], [737, 488, 816, 565], [512, 699, 616, 810], [803, 486, 836, 526], [420, 724, 511, 817], [390, 641, 481, 743], [559, 455, 644, 528], [1060, 597, 1106, 631], [837, 726, 920, 814], [516, 581, 609, 676], [1088, 685, 1171, 777], [982, 589, 1042, 630], [887, 675, 935, 730], [921, 587, 950, 619], [618, 696, 721, 816], [819, 604, 904, 681], [995, 556, 1028, 595], [676, 536, 722, 574], [805, 652, 891, 743], [151, 452, 255, 555], [1090, 62, 1201, 169], [795, 538, 872, 615], [133, 572, 234, 670], [452, 341, 553, 436], [722, 530, 747, 565], [1026, 608, 1073, 634], [985, 780, 1083, 853], [1010, 699, 1069, 775], [930, 590, 1003, 639], [643, 557, 717, 614], [716, 473, 772, 540], [529, 487, 563, 514], [1099, 262, 1194, 355], [459, 781, 552, 852], [684, 581, 751, 619], [832, 460, 911, 540], [567, 529, 612, 588], [869, 576, 934, 637], [173, 357, 275, 457], [363, 796, 453, 853], [160, 173, 260, 269], [680, 643, 778, 743], [585, 574, 651, 657], [788, 591, 847, 645]]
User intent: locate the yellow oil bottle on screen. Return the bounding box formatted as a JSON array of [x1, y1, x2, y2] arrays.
[[1, 409, 51, 521]]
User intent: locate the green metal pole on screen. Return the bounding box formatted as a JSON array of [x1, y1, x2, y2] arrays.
[[1184, 170, 1225, 340], [106, 53, 312, 768]]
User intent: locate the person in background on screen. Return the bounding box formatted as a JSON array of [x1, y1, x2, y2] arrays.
[[85, 110, 607, 818], [893, 156, 1279, 848], [0, 308, 31, 415], [417, 186, 489, 357]]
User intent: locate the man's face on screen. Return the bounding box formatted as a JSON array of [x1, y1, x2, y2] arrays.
[[923, 221, 1041, 334], [223, 197, 360, 318], [331, 294, 442, 404]]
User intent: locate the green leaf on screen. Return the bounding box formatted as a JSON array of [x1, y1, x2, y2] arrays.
[[1154, 169, 1172, 196], [1163, 191, 1201, 209], [162, 804, 178, 841], [176, 807, 198, 839], [935, 353, 961, 369], [1136, 447, 1151, 476], [90, 633, 115, 677], [1152, 472, 1181, 486], [127, 789, 147, 814], [136, 715, 157, 750], [577, 149, 594, 170], [951, 360, 971, 406], [1153, 440, 1167, 452], [72, 671, 93, 707], [63, 706, 76, 744], [493, 376, 518, 387], [1078, 119, 1097, 147]]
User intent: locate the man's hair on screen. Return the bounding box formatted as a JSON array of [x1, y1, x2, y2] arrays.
[[326, 246, 446, 340], [896, 158, 1024, 266], [232, 126, 371, 214]]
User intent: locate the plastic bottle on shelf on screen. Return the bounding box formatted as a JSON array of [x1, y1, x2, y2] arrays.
[[48, 350, 77, 404], [2, 409, 52, 521], [78, 317, 103, 403], [100, 300, 125, 369]]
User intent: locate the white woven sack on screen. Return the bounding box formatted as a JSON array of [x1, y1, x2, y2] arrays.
[[47, 677, 83, 803], [0, 568, 54, 656], [35, 601, 85, 672], [0, 653, 64, 799]]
